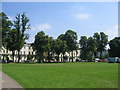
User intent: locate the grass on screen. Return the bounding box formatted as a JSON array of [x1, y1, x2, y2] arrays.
[[0, 64, 2, 71], [2, 62, 118, 88]]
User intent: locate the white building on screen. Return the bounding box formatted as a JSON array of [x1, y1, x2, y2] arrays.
[[0, 43, 36, 62], [0, 43, 80, 62]]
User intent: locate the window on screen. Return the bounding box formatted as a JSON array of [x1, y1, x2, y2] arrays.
[[20, 51, 22, 55], [29, 52, 30, 55], [6, 50, 8, 53], [3, 50, 5, 53]]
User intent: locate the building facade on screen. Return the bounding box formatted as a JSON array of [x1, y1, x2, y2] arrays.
[[0, 43, 80, 62], [0, 43, 36, 62]]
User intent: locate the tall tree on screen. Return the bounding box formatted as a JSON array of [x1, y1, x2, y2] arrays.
[[79, 36, 97, 61], [79, 36, 88, 60], [0, 12, 13, 49], [93, 32, 108, 59], [87, 37, 97, 60], [0, 12, 13, 61], [6, 29, 18, 62], [108, 37, 120, 58], [46, 36, 54, 62], [33, 31, 49, 63], [63, 30, 78, 62], [52, 39, 67, 62], [57, 34, 68, 62], [93, 33, 100, 58], [14, 13, 30, 63]]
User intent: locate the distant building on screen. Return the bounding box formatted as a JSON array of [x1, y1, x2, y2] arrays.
[[0, 43, 80, 62], [0, 43, 36, 62]]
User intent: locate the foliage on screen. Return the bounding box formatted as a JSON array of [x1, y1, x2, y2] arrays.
[[93, 32, 108, 59], [27, 55, 33, 60], [79, 36, 88, 60], [79, 36, 97, 60], [57, 34, 68, 59], [103, 53, 109, 59], [108, 37, 120, 58], [14, 13, 30, 62], [6, 29, 18, 62], [51, 39, 67, 62], [61, 30, 79, 62], [46, 36, 54, 62], [33, 31, 49, 63], [0, 12, 13, 48]]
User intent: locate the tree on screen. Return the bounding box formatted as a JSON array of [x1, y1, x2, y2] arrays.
[[0, 12, 13, 62], [93, 33, 100, 58], [57, 34, 68, 62], [63, 30, 79, 62], [52, 39, 67, 62], [93, 32, 108, 59], [14, 13, 30, 63], [57, 34, 65, 40], [79, 36, 97, 61], [46, 36, 54, 62], [87, 37, 97, 60], [33, 31, 49, 63], [79, 36, 88, 60], [108, 37, 120, 58], [0, 12, 13, 49], [6, 29, 18, 62]]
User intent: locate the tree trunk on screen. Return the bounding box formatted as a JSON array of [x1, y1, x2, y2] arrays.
[[72, 51, 73, 63], [38, 53, 42, 63], [94, 51, 97, 58], [63, 54, 64, 62], [69, 52, 70, 62], [48, 51, 50, 62], [12, 51, 15, 62], [38, 58, 41, 63], [100, 51, 102, 59], [18, 50, 20, 63], [6, 49, 9, 63], [39, 52, 43, 63], [57, 54, 59, 62], [92, 52, 94, 61], [61, 54, 62, 62]]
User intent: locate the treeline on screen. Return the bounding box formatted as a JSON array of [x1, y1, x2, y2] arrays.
[[33, 30, 78, 63], [1, 12, 120, 63]]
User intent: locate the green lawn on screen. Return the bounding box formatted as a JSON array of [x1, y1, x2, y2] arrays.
[[2, 62, 118, 88]]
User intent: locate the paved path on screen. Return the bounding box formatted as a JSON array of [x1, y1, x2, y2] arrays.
[[0, 71, 23, 89]]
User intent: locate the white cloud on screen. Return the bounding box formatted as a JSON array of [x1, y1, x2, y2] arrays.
[[104, 25, 118, 41], [113, 25, 118, 30], [75, 13, 92, 19], [31, 23, 52, 31], [8, 16, 14, 21], [28, 23, 52, 43]]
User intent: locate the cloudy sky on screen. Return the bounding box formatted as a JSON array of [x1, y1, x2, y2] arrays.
[[2, 2, 118, 43]]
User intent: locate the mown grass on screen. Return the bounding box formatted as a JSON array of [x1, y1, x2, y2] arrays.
[[2, 62, 118, 88]]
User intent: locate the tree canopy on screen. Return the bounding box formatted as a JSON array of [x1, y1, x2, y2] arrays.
[[0, 12, 13, 48], [33, 31, 50, 63], [93, 32, 108, 59], [14, 13, 30, 62], [108, 37, 120, 58]]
